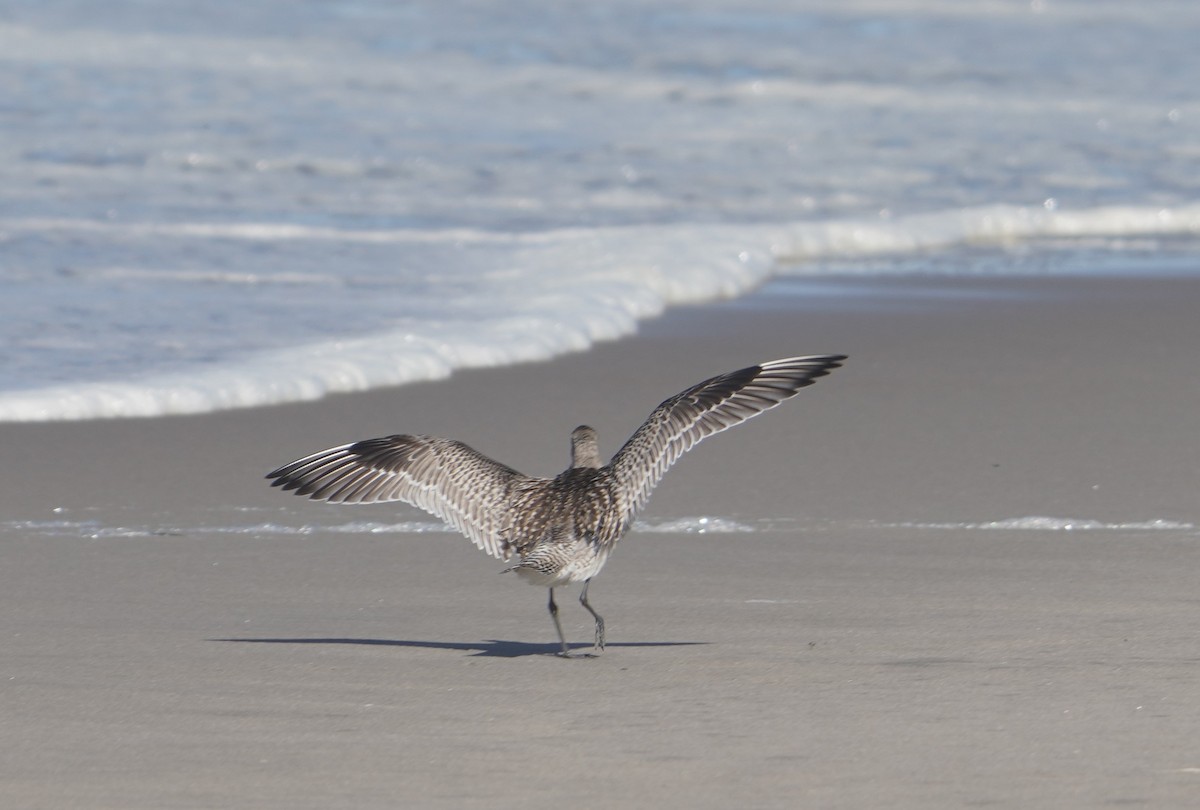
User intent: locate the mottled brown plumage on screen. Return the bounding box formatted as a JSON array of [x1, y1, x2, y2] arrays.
[[267, 354, 845, 656]]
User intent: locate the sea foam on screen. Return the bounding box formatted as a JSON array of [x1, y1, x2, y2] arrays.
[[3, 205, 1200, 421]]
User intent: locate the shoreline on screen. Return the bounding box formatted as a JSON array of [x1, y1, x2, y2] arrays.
[[4, 272, 1197, 524]]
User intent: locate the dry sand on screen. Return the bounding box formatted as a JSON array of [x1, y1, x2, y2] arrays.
[[2, 274, 1199, 808]]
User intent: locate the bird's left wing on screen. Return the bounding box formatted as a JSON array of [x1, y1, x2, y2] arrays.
[[608, 355, 846, 524], [267, 435, 528, 560]]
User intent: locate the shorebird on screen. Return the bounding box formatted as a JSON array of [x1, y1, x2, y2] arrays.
[[267, 355, 845, 656]]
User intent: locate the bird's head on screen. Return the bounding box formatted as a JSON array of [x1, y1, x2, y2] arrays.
[[570, 425, 602, 469]]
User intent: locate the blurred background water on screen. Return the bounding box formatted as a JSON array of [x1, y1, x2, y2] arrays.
[[2, 0, 1198, 419]]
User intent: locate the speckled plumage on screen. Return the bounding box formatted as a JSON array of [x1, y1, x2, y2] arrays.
[[267, 354, 845, 656]]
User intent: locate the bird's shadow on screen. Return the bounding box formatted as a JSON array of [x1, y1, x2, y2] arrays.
[[212, 637, 707, 658]]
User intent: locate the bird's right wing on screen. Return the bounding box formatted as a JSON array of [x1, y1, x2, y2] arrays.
[[267, 435, 528, 560], [609, 355, 846, 523]]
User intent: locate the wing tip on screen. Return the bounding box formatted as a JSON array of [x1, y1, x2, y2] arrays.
[[755, 354, 847, 388], [761, 353, 847, 370], [264, 443, 360, 499]]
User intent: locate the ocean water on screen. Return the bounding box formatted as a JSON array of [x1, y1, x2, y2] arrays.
[[3, 0, 1199, 421]]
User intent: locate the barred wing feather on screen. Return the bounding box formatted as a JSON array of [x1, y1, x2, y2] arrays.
[[609, 355, 845, 523], [266, 435, 527, 560]]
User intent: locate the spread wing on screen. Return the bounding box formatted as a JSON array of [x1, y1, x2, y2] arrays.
[[266, 435, 529, 560], [609, 355, 846, 522]]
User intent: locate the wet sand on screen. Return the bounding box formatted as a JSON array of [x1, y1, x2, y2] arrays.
[[2, 274, 1199, 808]]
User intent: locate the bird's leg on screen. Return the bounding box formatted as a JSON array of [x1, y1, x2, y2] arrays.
[[579, 580, 605, 654], [547, 588, 570, 657]]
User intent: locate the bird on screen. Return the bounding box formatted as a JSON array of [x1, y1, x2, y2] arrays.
[[266, 354, 846, 656]]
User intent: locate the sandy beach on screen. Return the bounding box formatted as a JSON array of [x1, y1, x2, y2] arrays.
[[2, 273, 1199, 808]]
